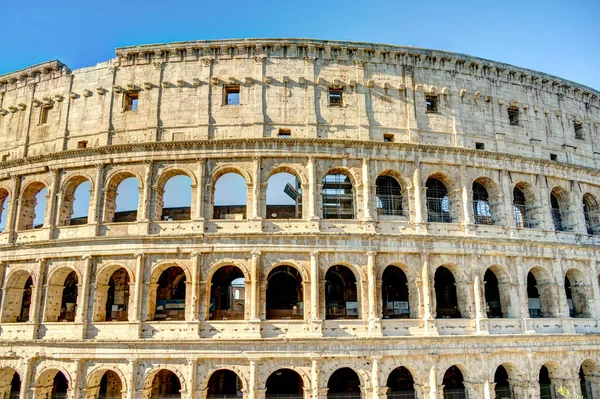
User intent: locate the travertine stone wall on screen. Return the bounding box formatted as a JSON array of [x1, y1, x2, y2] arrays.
[[0, 39, 599, 399]]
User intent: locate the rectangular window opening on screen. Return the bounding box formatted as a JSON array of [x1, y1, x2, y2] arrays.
[[426, 95, 438, 113], [1, 154, 9, 162], [574, 121, 584, 140], [39, 105, 52, 124], [328, 88, 343, 107], [508, 107, 519, 126], [278, 128, 291, 137], [475, 142, 485, 150], [550, 153, 558, 161], [224, 85, 240, 106], [77, 141, 88, 149], [383, 133, 394, 142], [123, 92, 139, 111]]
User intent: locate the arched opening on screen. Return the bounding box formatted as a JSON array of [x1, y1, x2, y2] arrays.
[[381, 266, 410, 319], [0, 368, 20, 399], [386, 367, 415, 398], [527, 269, 557, 318], [564, 269, 590, 318], [583, 193, 599, 235], [265, 369, 303, 398], [266, 172, 302, 219], [266, 266, 303, 320], [327, 368, 361, 399], [10, 371, 20, 398], [494, 365, 511, 399], [426, 177, 452, 223], [322, 172, 354, 219], [325, 265, 358, 320], [113, 177, 139, 223], [376, 175, 405, 217], [58, 271, 78, 322], [160, 175, 193, 221], [206, 370, 243, 398], [98, 370, 123, 399], [154, 267, 186, 321], [442, 366, 466, 399], [213, 172, 247, 220], [472, 181, 493, 225], [1, 271, 33, 323], [18, 182, 47, 230], [52, 372, 69, 399], [538, 366, 554, 399], [434, 267, 461, 318], [550, 189, 567, 232], [484, 269, 503, 318], [150, 370, 181, 399], [0, 189, 10, 233], [209, 266, 245, 320], [58, 178, 91, 226], [105, 268, 130, 322], [579, 361, 596, 399], [513, 186, 534, 228]]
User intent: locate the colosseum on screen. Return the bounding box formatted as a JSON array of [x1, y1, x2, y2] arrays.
[[0, 38, 599, 399]]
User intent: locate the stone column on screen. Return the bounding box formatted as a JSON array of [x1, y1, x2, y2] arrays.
[[20, 357, 34, 399], [459, 165, 472, 228], [140, 161, 153, 222], [570, 181, 588, 234], [127, 360, 138, 399], [194, 159, 206, 222], [132, 253, 145, 322], [45, 169, 61, 239], [311, 358, 319, 399], [413, 163, 424, 224], [362, 158, 373, 222], [30, 258, 47, 335], [536, 175, 554, 231], [501, 170, 516, 229], [248, 359, 258, 399], [372, 356, 381, 399], [250, 250, 261, 321], [367, 251, 382, 336], [309, 251, 322, 336], [75, 255, 93, 328], [5, 176, 21, 242], [307, 157, 318, 221], [420, 254, 436, 334], [251, 157, 262, 220], [190, 253, 201, 321], [187, 360, 197, 399], [89, 164, 105, 227]]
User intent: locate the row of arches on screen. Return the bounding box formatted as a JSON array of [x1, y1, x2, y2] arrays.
[[1, 360, 597, 398], [3, 261, 597, 324], [1, 164, 599, 235]]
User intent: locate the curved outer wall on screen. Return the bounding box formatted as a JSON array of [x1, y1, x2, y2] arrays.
[[0, 39, 599, 398]]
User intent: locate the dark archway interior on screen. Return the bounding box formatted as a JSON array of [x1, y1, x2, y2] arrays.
[[382, 266, 410, 319], [210, 266, 245, 320], [435, 267, 461, 318], [579, 366, 593, 399], [484, 269, 502, 318], [527, 272, 541, 318], [565, 276, 574, 317], [150, 370, 181, 398], [387, 366, 415, 393], [10, 372, 20, 396], [376, 175, 404, 216], [328, 368, 360, 395], [266, 369, 303, 395], [106, 269, 130, 322], [207, 370, 243, 397], [266, 266, 303, 320], [443, 366, 465, 391], [99, 370, 122, 399], [52, 372, 68, 398], [550, 193, 565, 231], [494, 366, 511, 399], [155, 267, 186, 321], [426, 178, 451, 223], [59, 272, 78, 322], [325, 265, 358, 320], [472, 182, 493, 225], [539, 366, 553, 399], [18, 276, 33, 322]]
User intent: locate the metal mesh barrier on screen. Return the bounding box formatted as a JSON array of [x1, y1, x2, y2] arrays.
[[322, 174, 354, 219], [539, 384, 556, 399], [443, 388, 468, 399], [494, 385, 513, 399], [376, 176, 405, 216], [387, 391, 416, 399]]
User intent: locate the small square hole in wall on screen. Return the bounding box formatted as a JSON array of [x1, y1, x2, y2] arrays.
[[426, 95, 438, 113], [475, 142, 485, 150], [278, 128, 291, 137], [383, 133, 394, 142], [574, 121, 584, 140], [550, 153, 558, 161], [123, 92, 139, 111], [224, 85, 240, 105], [508, 106, 519, 126], [1, 154, 9, 162], [328, 88, 343, 107], [77, 141, 88, 149]]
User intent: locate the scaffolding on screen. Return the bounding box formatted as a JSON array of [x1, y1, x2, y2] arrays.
[[376, 176, 405, 216], [426, 179, 452, 223], [322, 174, 354, 219]]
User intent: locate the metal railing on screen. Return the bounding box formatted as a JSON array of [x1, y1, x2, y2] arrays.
[[387, 391, 416, 399], [539, 384, 556, 399], [581, 381, 594, 399], [513, 204, 534, 228], [207, 395, 243, 399], [426, 197, 452, 223], [443, 389, 468, 399], [473, 200, 493, 225], [265, 395, 303, 399], [551, 208, 566, 232], [584, 210, 600, 235], [327, 394, 361, 399], [377, 194, 406, 216], [494, 385, 513, 399]]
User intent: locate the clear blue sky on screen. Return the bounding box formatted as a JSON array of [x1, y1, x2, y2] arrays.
[[0, 0, 599, 90]]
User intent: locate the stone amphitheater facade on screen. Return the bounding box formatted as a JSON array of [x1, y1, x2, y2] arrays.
[[0, 38, 599, 399]]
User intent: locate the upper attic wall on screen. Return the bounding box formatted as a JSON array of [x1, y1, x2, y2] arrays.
[[0, 39, 598, 167]]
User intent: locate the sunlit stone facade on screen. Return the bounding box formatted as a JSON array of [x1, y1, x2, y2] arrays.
[[0, 39, 599, 399]]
